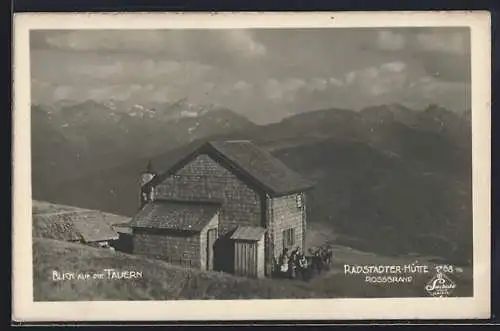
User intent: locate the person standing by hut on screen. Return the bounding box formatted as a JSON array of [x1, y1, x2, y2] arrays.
[[324, 245, 333, 270], [313, 248, 322, 275], [297, 250, 308, 280], [289, 247, 300, 279], [279, 248, 290, 278]]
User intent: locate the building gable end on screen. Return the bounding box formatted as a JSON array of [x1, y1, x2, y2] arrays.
[[153, 144, 270, 197]]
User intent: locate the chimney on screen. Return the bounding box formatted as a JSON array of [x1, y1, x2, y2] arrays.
[[141, 160, 156, 186], [139, 160, 156, 208]]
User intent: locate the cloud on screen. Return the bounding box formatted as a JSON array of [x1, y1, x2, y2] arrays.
[[69, 59, 213, 84], [380, 61, 406, 73], [34, 82, 176, 105], [35, 30, 179, 53], [344, 61, 409, 97], [310, 78, 329, 91], [32, 30, 267, 64], [372, 29, 469, 55], [413, 30, 470, 82], [270, 60, 466, 112], [263, 76, 342, 104], [52, 85, 79, 101], [233, 80, 254, 93], [225, 30, 267, 58], [406, 76, 470, 110], [376, 31, 406, 51], [256, 61, 411, 111], [370, 29, 470, 82], [31, 61, 469, 123], [418, 52, 470, 82], [416, 31, 469, 55], [30, 28, 471, 122], [329, 77, 344, 87]]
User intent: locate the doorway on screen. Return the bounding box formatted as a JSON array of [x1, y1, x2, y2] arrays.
[[206, 228, 218, 271]]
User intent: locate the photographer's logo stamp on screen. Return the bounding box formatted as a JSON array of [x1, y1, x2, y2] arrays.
[[425, 269, 456, 297]]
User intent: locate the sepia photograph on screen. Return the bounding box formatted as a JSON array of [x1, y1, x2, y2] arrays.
[[12, 12, 491, 321]]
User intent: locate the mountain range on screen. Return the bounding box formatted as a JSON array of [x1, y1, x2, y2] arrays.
[[31, 99, 256, 198], [31, 100, 472, 265]]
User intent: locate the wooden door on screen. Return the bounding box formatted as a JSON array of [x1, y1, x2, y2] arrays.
[[206, 228, 217, 271], [234, 241, 258, 278]]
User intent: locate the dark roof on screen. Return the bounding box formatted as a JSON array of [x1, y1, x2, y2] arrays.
[[112, 222, 133, 234], [72, 213, 120, 242], [33, 213, 82, 242], [230, 226, 266, 241], [33, 211, 119, 242], [147, 140, 314, 196], [129, 200, 220, 232]]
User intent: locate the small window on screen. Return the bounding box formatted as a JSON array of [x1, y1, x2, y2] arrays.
[[296, 193, 303, 209], [282, 228, 295, 248]]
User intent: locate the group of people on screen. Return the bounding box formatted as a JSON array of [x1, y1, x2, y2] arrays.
[[309, 246, 333, 273], [276, 247, 310, 280], [276, 245, 334, 280]]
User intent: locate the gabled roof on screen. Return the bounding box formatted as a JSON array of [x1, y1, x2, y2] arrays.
[[71, 213, 120, 242], [112, 222, 133, 235], [129, 200, 220, 232], [146, 140, 315, 196], [230, 226, 266, 241], [33, 211, 119, 243], [33, 213, 82, 242]]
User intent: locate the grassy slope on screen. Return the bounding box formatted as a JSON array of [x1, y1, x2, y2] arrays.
[[34, 237, 326, 301], [33, 237, 473, 301]]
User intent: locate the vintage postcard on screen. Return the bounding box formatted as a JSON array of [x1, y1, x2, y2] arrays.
[[12, 11, 491, 322]]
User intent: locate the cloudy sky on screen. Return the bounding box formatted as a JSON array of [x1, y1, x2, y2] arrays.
[[30, 27, 471, 124]]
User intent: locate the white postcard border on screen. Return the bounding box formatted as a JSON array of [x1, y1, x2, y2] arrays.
[[12, 11, 491, 322]]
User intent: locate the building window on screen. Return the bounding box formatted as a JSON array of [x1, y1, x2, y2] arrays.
[[296, 193, 303, 209], [282, 228, 295, 248]]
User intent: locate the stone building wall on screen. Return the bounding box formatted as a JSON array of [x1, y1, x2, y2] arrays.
[[132, 228, 200, 268], [268, 193, 306, 260], [154, 154, 264, 236]]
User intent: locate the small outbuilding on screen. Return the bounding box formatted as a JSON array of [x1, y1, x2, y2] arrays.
[[33, 211, 119, 248], [129, 200, 220, 271], [231, 226, 266, 278], [71, 213, 120, 248]]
